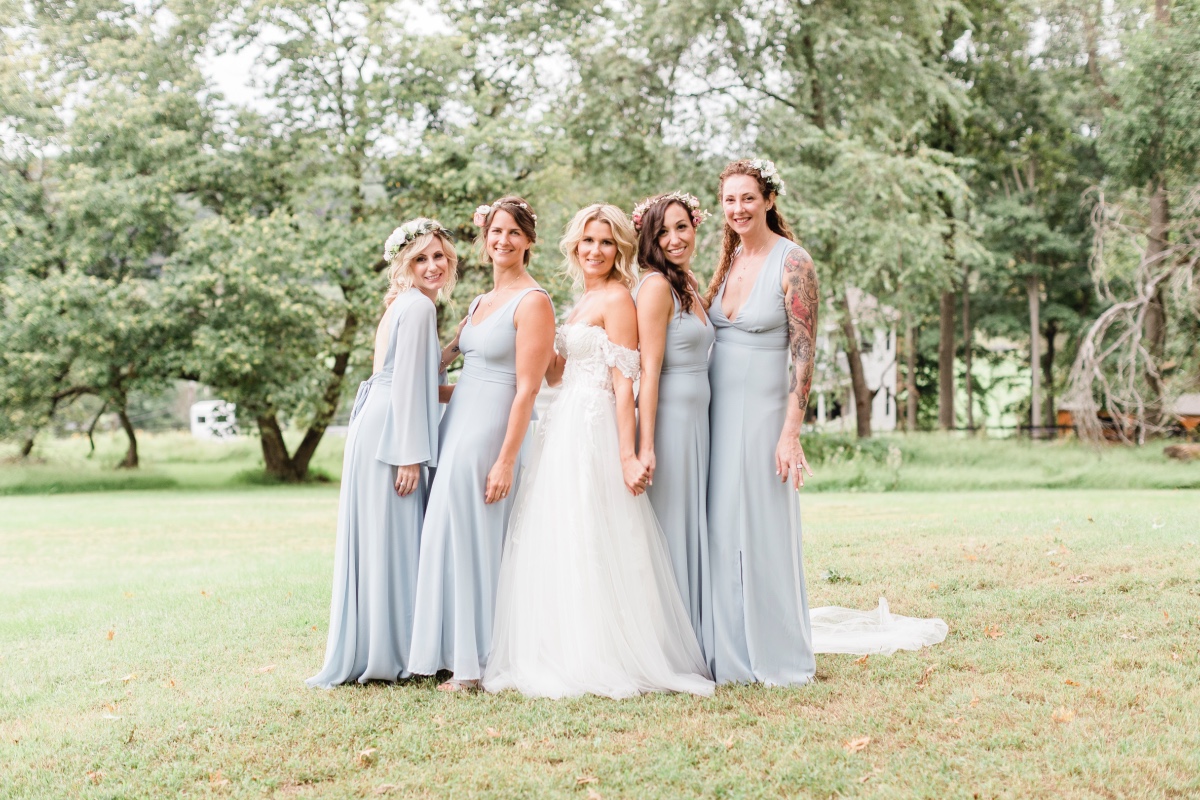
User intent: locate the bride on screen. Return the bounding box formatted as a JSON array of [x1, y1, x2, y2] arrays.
[[482, 204, 715, 699]]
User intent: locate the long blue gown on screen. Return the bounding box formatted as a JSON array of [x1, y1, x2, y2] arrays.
[[632, 272, 715, 652], [409, 288, 548, 681], [705, 238, 816, 686], [307, 288, 441, 689]]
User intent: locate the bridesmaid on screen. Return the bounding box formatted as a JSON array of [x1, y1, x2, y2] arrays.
[[307, 219, 456, 689], [631, 191, 715, 651], [704, 159, 820, 686], [409, 196, 556, 691]]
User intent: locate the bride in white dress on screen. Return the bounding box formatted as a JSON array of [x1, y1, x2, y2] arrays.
[[483, 204, 715, 699]]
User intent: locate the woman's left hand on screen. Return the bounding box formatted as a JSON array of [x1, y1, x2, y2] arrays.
[[775, 430, 814, 490], [622, 454, 649, 496], [484, 459, 514, 504], [394, 464, 421, 497]]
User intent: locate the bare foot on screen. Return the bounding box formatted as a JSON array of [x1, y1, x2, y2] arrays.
[[436, 678, 479, 693]]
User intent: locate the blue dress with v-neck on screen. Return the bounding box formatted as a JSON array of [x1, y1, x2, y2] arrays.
[[409, 287, 547, 681], [632, 272, 715, 654], [705, 238, 815, 686]]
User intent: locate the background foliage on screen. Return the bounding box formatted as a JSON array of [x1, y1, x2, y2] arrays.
[[3, 0, 1199, 477]]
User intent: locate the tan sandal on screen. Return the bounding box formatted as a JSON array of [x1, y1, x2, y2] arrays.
[[436, 678, 480, 693]]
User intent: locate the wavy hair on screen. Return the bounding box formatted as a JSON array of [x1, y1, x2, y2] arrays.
[[475, 195, 538, 266], [704, 159, 797, 305], [636, 196, 697, 314], [385, 230, 458, 306], [560, 203, 639, 289]]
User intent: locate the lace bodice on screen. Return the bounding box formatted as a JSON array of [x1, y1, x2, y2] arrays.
[[556, 323, 640, 393]]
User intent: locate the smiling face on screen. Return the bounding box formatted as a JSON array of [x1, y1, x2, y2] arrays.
[[576, 219, 618, 283], [409, 236, 451, 295], [485, 209, 532, 270], [656, 201, 696, 268], [721, 173, 773, 238]]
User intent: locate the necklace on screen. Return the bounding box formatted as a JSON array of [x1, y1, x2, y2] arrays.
[[733, 241, 771, 283], [484, 275, 524, 307]]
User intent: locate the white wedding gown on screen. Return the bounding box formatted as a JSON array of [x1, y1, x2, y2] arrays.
[[483, 324, 715, 699]]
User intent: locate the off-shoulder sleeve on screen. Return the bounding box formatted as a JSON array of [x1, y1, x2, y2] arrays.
[[376, 295, 441, 468], [604, 340, 641, 381]]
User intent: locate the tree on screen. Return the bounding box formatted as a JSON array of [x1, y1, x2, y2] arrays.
[[0, 0, 211, 464], [1063, 0, 1200, 442]]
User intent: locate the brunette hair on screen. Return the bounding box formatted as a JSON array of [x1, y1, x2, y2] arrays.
[[476, 195, 538, 266], [385, 230, 458, 306], [704, 159, 797, 305], [636, 197, 697, 314], [560, 203, 639, 289]]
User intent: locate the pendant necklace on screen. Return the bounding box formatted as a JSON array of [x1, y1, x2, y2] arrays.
[[485, 274, 523, 308]]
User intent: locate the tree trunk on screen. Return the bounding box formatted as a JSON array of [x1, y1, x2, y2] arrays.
[[19, 436, 35, 458], [938, 291, 956, 430], [1144, 177, 1169, 426], [116, 404, 139, 469], [1027, 274, 1042, 437], [905, 318, 918, 432], [962, 265, 974, 432], [838, 293, 873, 439], [1043, 319, 1058, 433], [258, 413, 302, 481], [290, 309, 358, 478]]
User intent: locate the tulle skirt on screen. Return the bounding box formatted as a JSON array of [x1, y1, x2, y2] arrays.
[[483, 384, 714, 699]]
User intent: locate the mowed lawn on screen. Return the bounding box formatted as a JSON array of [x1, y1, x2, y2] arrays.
[[1, 488, 1198, 799]]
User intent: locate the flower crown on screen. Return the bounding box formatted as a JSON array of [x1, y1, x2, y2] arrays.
[[384, 218, 448, 261], [749, 158, 786, 196], [473, 200, 538, 227], [631, 191, 711, 232]]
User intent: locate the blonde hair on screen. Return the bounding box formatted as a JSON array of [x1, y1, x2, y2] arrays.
[[385, 230, 458, 306], [704, 159, 797, 305], [560, 203, 639, 289]]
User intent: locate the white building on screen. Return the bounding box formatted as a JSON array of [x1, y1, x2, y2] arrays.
[[190, 401, 239, 439], [811, 287, 898, 433]]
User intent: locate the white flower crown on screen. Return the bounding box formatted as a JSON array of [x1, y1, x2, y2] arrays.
[[631, 191, 711, 232], [384, 218, 448, 261], [473, 200, 538, 227], [749, 158, 787, 196]]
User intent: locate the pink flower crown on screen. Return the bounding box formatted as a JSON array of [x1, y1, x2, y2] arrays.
[[473, 200, 537, 228], [631, 191, 710, 232]]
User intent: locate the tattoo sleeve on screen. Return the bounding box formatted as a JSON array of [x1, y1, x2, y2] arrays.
[[783, 247, 818, 416]]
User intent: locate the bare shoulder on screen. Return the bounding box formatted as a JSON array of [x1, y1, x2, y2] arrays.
[[635, 271, 673, 310], [783, 245, 815, 274], [782, 246, 816, 294], [603, 282, 637, 315], [514, 286, 554, 322]]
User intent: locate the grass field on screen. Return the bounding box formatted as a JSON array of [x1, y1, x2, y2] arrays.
[[3, 430, 1198, 495], [2, 487, 1198, 798]]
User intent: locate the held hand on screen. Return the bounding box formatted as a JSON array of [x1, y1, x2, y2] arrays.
[[484, 459, 514, 504], [638, 448, 656, 487], [775, 431, 814, 490], [394, 464, 421, 497], [622, 454, 649, 496]]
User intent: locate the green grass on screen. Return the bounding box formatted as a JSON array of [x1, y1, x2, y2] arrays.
[[2, 430, 1198, 497], [804, 433, 1200, 492], [2, 488, 1198, 798], [0, 432, 346, 495]]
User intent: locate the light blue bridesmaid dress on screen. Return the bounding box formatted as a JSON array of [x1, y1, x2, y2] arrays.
[[307, 288, 441, 689], [706, 238, 816, 686], [408, 287, 548, 681], [632, 272, 715, 651]]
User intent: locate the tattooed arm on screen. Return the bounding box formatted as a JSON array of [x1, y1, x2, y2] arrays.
[[776, 246, 818, 489]]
